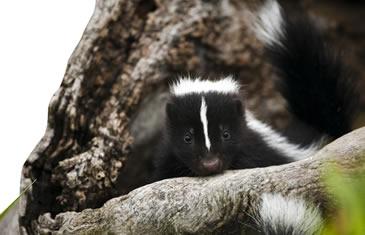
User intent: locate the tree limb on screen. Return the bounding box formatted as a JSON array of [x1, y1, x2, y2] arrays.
[[35, 127, 365, 234]]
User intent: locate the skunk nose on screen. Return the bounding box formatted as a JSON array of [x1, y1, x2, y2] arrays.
[[201, 157, 221, 173]]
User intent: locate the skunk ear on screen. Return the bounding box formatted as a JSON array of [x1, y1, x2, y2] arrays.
[[166, 103, 177, 120], [234, 99, 244, 116]]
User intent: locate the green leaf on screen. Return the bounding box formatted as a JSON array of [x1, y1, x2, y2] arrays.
[[0, 179, 36, 222]]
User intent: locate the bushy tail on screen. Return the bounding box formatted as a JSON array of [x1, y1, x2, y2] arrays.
[[252, 0, 359, 138], [252, 193, 323, 235]]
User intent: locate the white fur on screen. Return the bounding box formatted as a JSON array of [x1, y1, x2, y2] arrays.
[[258, 193, 322, 234], [200, 97, 211, 150], [170, 76, 240, 96], [245, 111, 320, 161], [253, 0, 284, 47]]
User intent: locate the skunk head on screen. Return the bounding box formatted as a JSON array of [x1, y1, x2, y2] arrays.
[[165, 77, 245, 176]]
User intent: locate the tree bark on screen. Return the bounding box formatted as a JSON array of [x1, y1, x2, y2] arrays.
[[14, 0, 365, 234], [36, 127, 365, 234]]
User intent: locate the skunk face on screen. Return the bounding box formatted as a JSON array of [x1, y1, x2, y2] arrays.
[[165, 92, 244, 176]]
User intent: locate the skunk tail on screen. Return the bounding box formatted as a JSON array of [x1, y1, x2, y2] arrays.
[[252, 0, 359, 138], [252, 193, 322, 235]]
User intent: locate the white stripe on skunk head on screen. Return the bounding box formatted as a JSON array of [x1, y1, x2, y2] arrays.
[[254, 193, 322, 235], [200, 97, 211, 150], [170, 76, 240, 96], [252, 0, 284, 47]]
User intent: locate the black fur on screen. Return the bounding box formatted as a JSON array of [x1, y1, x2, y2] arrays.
[[153, 2, 360, 181], [266, 8, 359, 138], [154, 93, 290, 180]]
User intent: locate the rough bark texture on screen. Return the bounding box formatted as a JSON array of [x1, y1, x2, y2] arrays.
[[11, 0, 365, 234], [36, 127, 365, 234]]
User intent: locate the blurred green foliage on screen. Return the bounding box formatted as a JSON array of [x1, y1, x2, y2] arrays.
[[322, 166, 365, 235]]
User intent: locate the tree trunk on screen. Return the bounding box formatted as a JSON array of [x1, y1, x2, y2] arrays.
[[11, 0, 365, 234]]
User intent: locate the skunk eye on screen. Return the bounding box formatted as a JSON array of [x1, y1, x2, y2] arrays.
[[184, 133, 193, 144], [222, 130, 231, 140]]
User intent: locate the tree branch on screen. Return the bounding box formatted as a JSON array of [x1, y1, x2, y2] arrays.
[[35, 127, 365, 234]]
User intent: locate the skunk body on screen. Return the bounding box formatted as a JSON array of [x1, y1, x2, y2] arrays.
[[154, 77, 319, 180], [154, 0, 358, 181]]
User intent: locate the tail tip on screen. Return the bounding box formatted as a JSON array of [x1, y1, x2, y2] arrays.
[[254, 193, 322, 235], [252, 0, 285, 47]]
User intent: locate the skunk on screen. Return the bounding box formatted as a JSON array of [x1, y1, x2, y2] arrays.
[[153, 0, 358, 181], [154, 76, 320, 179]]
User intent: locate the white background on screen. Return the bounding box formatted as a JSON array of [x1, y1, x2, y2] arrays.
[[0, 1, 95, 212]]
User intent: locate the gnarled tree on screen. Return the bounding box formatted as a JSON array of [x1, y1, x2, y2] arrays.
[[2, 0, 365, 234]]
